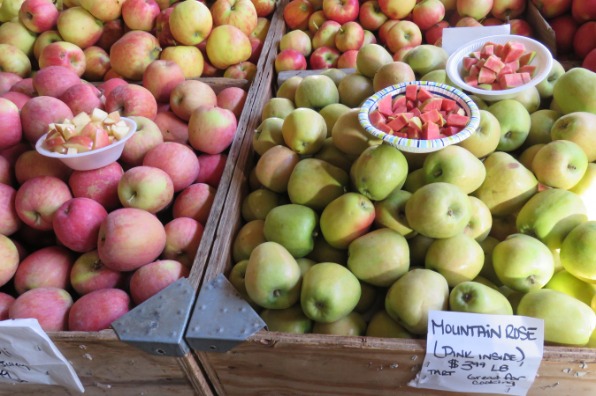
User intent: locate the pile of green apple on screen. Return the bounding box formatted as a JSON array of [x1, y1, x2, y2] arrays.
[[229, 43, 596, 347]]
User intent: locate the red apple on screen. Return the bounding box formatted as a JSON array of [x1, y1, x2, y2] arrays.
[[583, 47, 596, 72], [335, 21, 365, 52], [38, 41, 86, 76], [572, 0, 596, 22], [0, 155, 15, 186], [337, 49, 359, 68], [20, 96, 73, 144], [70, 250, 126, 296], [96, 77, 127, 98], [129, 259, 189, 305], [531, 0, 572, 19], [0, 234, 19, 288], [217, 87, 247, 118], [359, 0, 388, 31], [162, 217, 204, 267], [59, 82, 103, 115], [251, 0, 275, 17], [68, 288, 130, 331], [508, 18, 534, 37], [211, 0, 258, 36], [96, 19, 124, 51], [0, 292, 15, 320], [83, 46, 110, 82], [105, 83, 158, 119], [9, 287, 73, 331], [279, 29, 313, 57], [550, 14, 577, 54], [69, 162, 124, 211], [310, 46, 341, 69], [154, 111, 189, 143], [142, 60, 185, 104], [425, 20, 449, 45], [10, 78, 35, 97], [0, 98, 22, 150], [172, 183, 217, 225], [573, 21, 596, 59], [169, 80, 218, 121], [0, 72, 22, 95], [13, 245, 74, 294], [1, 91, 30, 110], [284, 0, 314, 30], [188, 106, 238, 155], [143, 142, 200, 192], [53, 197, 108, 253], [97, 207, 167, 272], [0, 184, 20, 236], [196, 153, 227, 187], [121, 0, 160, 31], [32, 65, 81, 98], [275, 49, 308, 72], [32, 29, 62, 60], [491, 0, 526, 20], [413, 0, 445, 31], [223, 61, 257, 80], [155, 6, 176, 47], [312, 19, 341, 50], [18, 0, 60, 33], [322, 0, 359, 23], [109, 30, 161, 81], [15, 176, 73, 231], [15, 150, 72, 185], [384, 19, 423, 53]]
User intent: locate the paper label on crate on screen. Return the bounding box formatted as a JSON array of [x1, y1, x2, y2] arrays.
[[409, 311, 544, 396], [0, 318, 84, 393], [442, 25, 511, 55]]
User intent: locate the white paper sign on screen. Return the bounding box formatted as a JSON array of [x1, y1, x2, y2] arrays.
[[0, 318, 84, 393], [410, 311, 544, 396], [442, 25, 511, 55]]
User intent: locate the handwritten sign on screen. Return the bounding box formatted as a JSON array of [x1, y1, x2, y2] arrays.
[[0, 319, 84, 393], [410, 311, 544, 396], [441, 25, 511, 55]]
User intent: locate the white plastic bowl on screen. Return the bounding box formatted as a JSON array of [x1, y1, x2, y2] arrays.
[[358, 81, 480, 154], [446, 34, 553, 101], [35, 117, 137, 171]]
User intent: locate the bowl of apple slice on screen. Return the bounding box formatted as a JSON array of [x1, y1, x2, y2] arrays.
[[35, 108, 137, 171]]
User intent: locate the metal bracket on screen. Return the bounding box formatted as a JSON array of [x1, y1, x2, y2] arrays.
[[185, 273, 266, 353], [112, 277, 195, 357]]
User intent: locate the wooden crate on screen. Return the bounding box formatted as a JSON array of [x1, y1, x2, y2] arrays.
[[189, 6, 596, 395]]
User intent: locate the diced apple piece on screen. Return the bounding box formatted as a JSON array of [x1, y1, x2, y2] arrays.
[[93, 128, 111, 149], [376, 121, 393, 134], [104, 111, 121, 125], [55, 123, 78, 140], [483, 54, 505, 73], [377, 95, 393, 116], [441, 99, 458, 112], [387, 116, 409, 132], [91, 108, 109, 123], [64, 135, 94, 153], [404, 126, 419, 139], [498, 72, 526, 89], [405, 84, 418, 102], [464, 75, 478, 87], [72, 112, 92, 129], [519, 51, 536, 67], [441, 126, 461, 136], [469, 51, 482, 59], [369, 110, 386, 128], [481, 44, 494, 58], [469, 64, 480, 77], [419, 97, 443, 112], [421, 121, 440, 140], [66, 147, 78, 155], [446, 113, 469, 127], [109, 123, 130, 140], [478, 83, 493, 90], [478, 67, 497, 84], [408, 116, 422, 132], [463, 57, 478, 72], [502, 41, 526, 63], [417, 87, 434, 103], [518, 64, 536, 77], [392, 95, 407, 112]]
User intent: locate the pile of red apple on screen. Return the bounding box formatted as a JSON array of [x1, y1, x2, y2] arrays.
[[276, 0, 535, 71]]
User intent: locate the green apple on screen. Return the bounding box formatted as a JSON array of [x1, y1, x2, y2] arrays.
[[402, 168, 426, 193], [241, 188, 282, 222], [255, 145, 300, 193], [425, 233, 484, 287], [294, 74, 339, 110], [464, 196, 492, 242], [472, 276, 500, 290], [252, 117, 284, 156], [405, 182, 472, 239], [232, 220, 266, 262], [552, 67, 596, 114], [518, 144, 545, 170], [525, 109, 560, 148], [478, 236, 502, 286], [457, 109, 501, 159], [385, 268, 449, 334], [511, 86, 541, 114], [313, 137, 357, 172], [487, 99, 531, 152], [320, 192, 375, 249], [498, 286, 524, 314], [300, 262, 361, 323], [570, 163, 596, 221], [550, 111, 596, 162], [516, 188, 588, 249], [403, 44, 448, 76], [354, 281, 379, 313], [372, 61, 416, 92], [420, 69, 449, 85], [422, 145, 486, 194], [260, 305, 312, 334], [321, 68, 348, 86], [449, 281, 513, 315], [331, 108, 382, 157], [545, 269, 596, 307], [263, 204, 318, 258], [560, 220, 596, 283], [260, 97, 295, 121], [245, 241, 302, 309], [228, 260, 259, 309], [312, 311, 367, 336], [366, 310, 412, 339], [492, 233, 555, 292], [319, 103, 351, 137], [473, 152, 538, 216], [536, 59, 565, 99], [276, 75, 303, 102], [296, 257, 315, 277], [338, 72, 374, 108], [356, 43, 393, 78], [374, 189, 416, 238], [350, 143, 409, 201], [517, 289, 596, 346], [532, 140, 588, 190], [307, 235, 348, 265], [347, 228, 410, 287], [409, 234, 435, 267], [287, 158, 349, 211], [468, 94, 489, 110], [282, 107, 327, 155]]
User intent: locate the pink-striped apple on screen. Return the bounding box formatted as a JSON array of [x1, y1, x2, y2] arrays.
[[59, 82, 103, 115], [20, 96, 73, 144], [39, 41, 86, 76], [15, 176, 73, 231], [279, 29, 313, 57], [9, 287, 73, 331], [275, 49, 308, 72], [196, 153, 227, 186], [0, 98, 21, 150], [33, 65, 81, 98], [154, 111, 189, 143], [32, 29, 61, 60], [155, 6, 176, 47], [188, 106, 237, 154], [284, 0, 314, 31], [413, 0, 445, 31], [15, 150, 72, 184], [69, 162, 124, 210], [211, 0, 258, 36], [80, 0, 124, 22], [169, 80, 217, 121], [335, 21, 364, 52], [70, 249, 125, 295], [120, 116, 163, 165], [322, 0, 359, 23], [217, 87, 247, 118], [68, 288, 130, 331], [13, 245, 74, 294], [83, 46, 110, 81], [18, 0, 59, 33], [0, 234, 19, 287], [162, 217, 204, 267], [109, 30, 161, 80], [172, 182, 216, 224], [143, 142, 200, 192], [130, 259, 189, 304], [142, 60, 185, 104], [53, 197, 108, 253], [0, 72, 22, 95], [0, 292, 15, 320], [359, 0, 388, 31], [105, 84, 157, 119], [121, 0, 160, 31], [0, 184, 20, 236]]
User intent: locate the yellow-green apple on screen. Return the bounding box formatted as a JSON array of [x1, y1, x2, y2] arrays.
[[121, 0, 160, 31], [281, 108, 326, 155], [154, 111, 189, 143], [385, 268, 449, 334], [254, 144, 300, 193], [560, 220, 596, 283], [261, 97, 296, 121], [32, 29, 61, 60], [492, 233, 555, 292], [82, 45, 110, 81], [301, 262, 361, 322], [426, 233, 484, 287], [0, 44, 31, 78], [53, 197, 108, 253], [532, 140, 588, 190], [487, 99, 531, 152], [69, 162, 123, 211], [372, 61, 415, 92], [20, 96, 73, 144], [519, 143, 545, 170], [217, 86, 247, 118], [57, 6, 104, 49], [337, 49, 358, 68], [516, 188, 587, 250], [241, 188, 281, 222], [263, 203, 318, 258], [553, 67, 596, 114], [384, 20, 423, 54], [366, 310, 413, 338], [59, 82, 103, 115], [18, 0, 59, 33], [0, 21, 37, 57], [465, 195, 493, 241], [524, 109, 559, 148], [319, 103, 350, 135], [120, 116, 163, 166], [0, 234, 19, 287], [223, 60, 257, 80], [530, 0, 570, 19], [0, 292, 15, 319], [313, 137, 355, 172], [0, 98, 21, 150], [13, 245, 74, 294], [332, 108, 382, 156], [14, 150, 71, 184], [109, 30, 160, 80], [551, 111, 596, 162], [69, 249, 125, 295], [351, 143, 408, 201], [307, 234, 348, 264], [511, 86, 541, 113], [98, 207, 166, 272], [334, 21, 364, 52], [295, 74, 339, 111], [545, 269, 596, 306], [229, 259, 259, 307], [14, 176, 73, 231], [33, 65, 81, 98], [412, 0, 445, 31], [284, 0, 313, 31], [252, 117, 284, 155], [162, 217, 203, 267], [312, 311, 366, 335], [347, 228, 409, 287], [310, 46, 341, 69], [403, 44, 448, 75], [9, 287, 73, 331], [359, 0, 388, 31], [129, 259, 189, 304], [96, 18, 124, 51], [456, 0, 493, 20], [450, 281, 513, 315], [320, 192, 375, 249], [322, 0, 359, 23], [405, 182, 472, 239], [142, 60, 185, 104], [211, 0, 258, 36], [105, 84, 158, 119], [118, 165, 174, 213], [287, 157, 348, 211], [169, 79, 217, 121], [356, 43, 393, 78], [518, 289, 596, 346], [457, 109, 501, 158], [188, 106, 237, 155], [275, 49, 308, 72], [251, 0, 275, 17], [571, 163, 596, 220], [232, 219, 266, 262], [80, 0, 124, 22], [0, 184, 20, 236], [491, 0, 526, 19], [362, 29, 376, 45], [373, 189, 415, 238], [536, 59, 565, 100], [280, 30, 313, 57], [169, 0, 212, 45], [172, 182, 216, 224], [143, 142, 200, 192], [260, 305, 312, 333], [0, 0, 26, 22], [423, 145, 486, 194], [68, 288, 130, 331], [245, 241, 302, 309], [39, 41, 86, 76], [378, 0, 416, 19], [0, 72, 22, 95]]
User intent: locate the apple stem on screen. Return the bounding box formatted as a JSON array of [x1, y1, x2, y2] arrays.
[[273, 289, 281, 298]]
